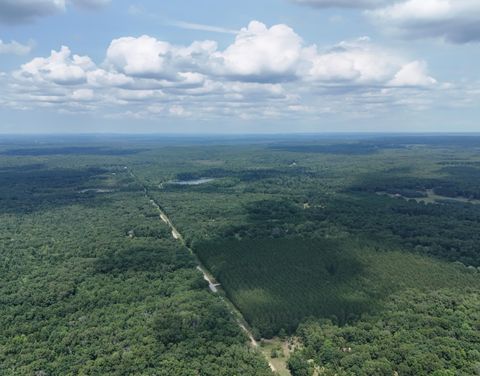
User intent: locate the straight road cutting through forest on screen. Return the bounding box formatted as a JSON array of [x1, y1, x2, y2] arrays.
[[127, 169, 280, 374]]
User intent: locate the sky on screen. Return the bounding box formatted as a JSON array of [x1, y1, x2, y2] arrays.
[[0, 0, 479, 134]]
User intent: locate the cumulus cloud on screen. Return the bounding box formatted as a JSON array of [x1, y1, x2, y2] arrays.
[[102, 22, 435, 88], [106, 36, 176, 79], [305, 37, 404, 84], [14, 46, 94, 85], [4, 21, 442, 120], [219, 21, 303, 82], [86, 69, 133, 87], [369, 0, 480, 43], [0, 39, 32, 55], [0, 0, 65, 24], [388, 61, 437, 87], [105, 35, 217, 82]]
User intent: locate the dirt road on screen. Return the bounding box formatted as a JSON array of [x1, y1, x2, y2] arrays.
[[128, 170, 280, 373]]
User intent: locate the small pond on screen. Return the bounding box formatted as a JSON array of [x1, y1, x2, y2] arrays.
[[168, 178, 216, 186]]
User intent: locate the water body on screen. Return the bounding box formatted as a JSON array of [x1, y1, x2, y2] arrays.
[[78, 188, 114, 193], [169, 178, 216, 185]]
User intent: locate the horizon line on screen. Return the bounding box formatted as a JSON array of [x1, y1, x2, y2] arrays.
[[2, 131, 480, 137]]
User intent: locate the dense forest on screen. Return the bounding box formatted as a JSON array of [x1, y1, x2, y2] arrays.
[[289, 289, 480, 375], [0, 155, 271, 375], [2, 135, 480, 375]]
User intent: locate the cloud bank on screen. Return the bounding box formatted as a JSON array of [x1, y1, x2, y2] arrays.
[[3, 21, 440, 121]]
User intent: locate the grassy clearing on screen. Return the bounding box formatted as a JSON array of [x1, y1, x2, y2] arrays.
[[259, 337, 299, 376]]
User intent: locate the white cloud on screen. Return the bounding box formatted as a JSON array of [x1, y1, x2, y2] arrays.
[[105, 35, 217, 82], [388, 61, 437, 87], [0, 39, 32, 55], [86, 69, 133, 87], [71, 88, 94, 101], [306, 38, 403, 84], [219, 21, 303, 82], [369, 0, 480, 43], [4, 21, 444, 121], [100, 22, 436, 88], [14, 46, 94, 85], [106, 36, 174, 79]]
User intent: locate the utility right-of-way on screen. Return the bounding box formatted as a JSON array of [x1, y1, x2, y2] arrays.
[[128, 169, 280, 374]]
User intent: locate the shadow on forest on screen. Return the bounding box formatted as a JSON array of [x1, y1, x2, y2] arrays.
[[176, 167, 320, 181], [195, 238, 375, 337], [0, 165, 115, 214], [272, 136, 480, 155], [245, 199, 302, 221], [217, 199, 311, 239], [0, 163, 47, 172], [348, 164, 480, 201], [271, 143, 381, 155]]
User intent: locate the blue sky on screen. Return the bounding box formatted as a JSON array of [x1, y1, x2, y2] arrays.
[[0, 0, 479, 133]]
